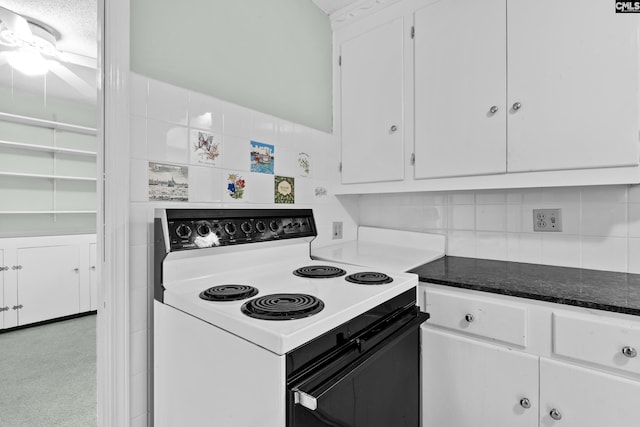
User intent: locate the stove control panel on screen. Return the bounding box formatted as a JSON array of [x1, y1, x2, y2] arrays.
[[163, 209, 317, 251]]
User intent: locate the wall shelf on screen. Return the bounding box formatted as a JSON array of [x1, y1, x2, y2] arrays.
[[0, 211, 97, 214], [0, 112, 97, 136], [0, 171, 97, 181], [0, 140, 96, 157]]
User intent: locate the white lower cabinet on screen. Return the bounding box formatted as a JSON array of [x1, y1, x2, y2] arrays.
[[0, 234, 96, 329], [89, 243, 97, 311], [539, 358, 640, 427], [422, 284, 640, 427], [422, 328, 538, 427]]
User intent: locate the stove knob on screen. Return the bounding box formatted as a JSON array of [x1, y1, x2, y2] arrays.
[[241, 222, 253, 234], [269, 220, 280, 232], [175, 224, 192, 239], [255, 221, 266, 233], [196, 222, 211, 236], [224, 223, 237, 236]]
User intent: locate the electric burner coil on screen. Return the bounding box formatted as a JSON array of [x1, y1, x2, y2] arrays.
[[293, 265, 347, 279], [199, 285, 259, 301], [241, 294, 324, 320], [345, 272, 394, 285]]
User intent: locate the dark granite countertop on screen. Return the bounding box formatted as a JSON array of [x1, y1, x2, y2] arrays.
[[409, 256, 640, 317]]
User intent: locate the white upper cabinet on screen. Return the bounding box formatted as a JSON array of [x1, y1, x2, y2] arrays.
[[507, 0, 640, 172], [340, 17, 405, 184], [414, 0, 507, 179]]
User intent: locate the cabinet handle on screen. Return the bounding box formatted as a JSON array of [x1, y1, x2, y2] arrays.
[[12, 265, 23, 270], [489, 105, 499, 114], [519, 398, 531, 409], [74, 268, 80, 273], [464, 313, 474, 322], [0, 266, 8, 271], [91, 266, 96, 270], [512, 102, 522, 111], [550, 408, 562, 421], [389, 125, 398, 133], [12, 304, 23, 310], [622, 346, 637, 358], [0, 306, 9, 312]]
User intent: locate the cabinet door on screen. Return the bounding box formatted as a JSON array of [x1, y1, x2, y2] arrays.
[[17, 245, 80, 325], [0, 249, 4, 329], [507, 0, 640, 172], [414, 0, 506, 179], [422, 328, 538, 427], [540, 358, 640, 427], [340, 17, 405, 184], [89, 243, 97, 311]]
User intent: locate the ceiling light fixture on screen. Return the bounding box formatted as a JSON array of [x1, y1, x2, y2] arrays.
[[7, 48, 49, 76]]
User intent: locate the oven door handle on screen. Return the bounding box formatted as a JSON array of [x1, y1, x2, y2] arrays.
[[292, 311, 428, 412]]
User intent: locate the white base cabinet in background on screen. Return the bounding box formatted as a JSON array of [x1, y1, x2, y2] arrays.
[[0, 234, 96, 329], [421, 284, 640, 427]]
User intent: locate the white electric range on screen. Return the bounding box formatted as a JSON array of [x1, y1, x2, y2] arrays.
[[153, 208, 426, 427]]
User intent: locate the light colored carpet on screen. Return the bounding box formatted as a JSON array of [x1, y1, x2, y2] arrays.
[[0, 314, 96, 427]]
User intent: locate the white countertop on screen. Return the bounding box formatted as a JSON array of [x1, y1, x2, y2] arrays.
[[312, 227, 445, 272]]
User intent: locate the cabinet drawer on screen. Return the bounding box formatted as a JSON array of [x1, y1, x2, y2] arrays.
[[424, 288, 527, 347], [552, 313, 640, 376]]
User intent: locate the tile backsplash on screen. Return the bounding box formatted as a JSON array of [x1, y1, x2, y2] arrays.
[[357, 185, 640, 274]]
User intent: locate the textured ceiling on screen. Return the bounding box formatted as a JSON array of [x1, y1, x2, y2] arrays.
[[312, 0, 361, 14], [0, 0, 97, 59]]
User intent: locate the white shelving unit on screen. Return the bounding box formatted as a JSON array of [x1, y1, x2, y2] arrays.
[[0, 111, 98, 236]]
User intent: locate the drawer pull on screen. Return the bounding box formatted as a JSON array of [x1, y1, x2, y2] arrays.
[[622, 346, 637, 358], [519, 398, 531, 409], [464, 313, 474, 323], [550, 408, 562, 421]]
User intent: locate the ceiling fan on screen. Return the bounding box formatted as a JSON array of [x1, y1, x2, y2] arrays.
[[0, 5, 95, 98]]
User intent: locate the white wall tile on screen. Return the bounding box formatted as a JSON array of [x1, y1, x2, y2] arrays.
[[130, 329, 147, 376], [130, 116, 147, 161], [541, 234, 581, 268], [251, 112, 277, 143], [581, 236, 627, 272], [189, 92, 223, 132], [223, 135, 250, 172], [130, 159, 149, 203], [129, 244, 148, 291], [581, 186, 627, 204], [129, 203, 149, 246], [188, 166, 223, 202], [581, 203, 627, 237], [475, 232, 508, 260], [248, 172, 275, 204], [447, 231, 476, 258], [506, 205, 523, 233], [223, 102, 251, 138], [221, 169, 248, 204], [147, 79, 188, 125], [627, 204, 640, 237], [475, 190, 506, 205], [507, 233, 543, 264], [130, 287, 148, 334], [448, 192, 475, 205], [628, 238, 640, 273], [147, 119, 189, 164], [448, 205, 475, 230], [130, 371, 148, 419], [129, 73, 148, 118], [476, 205, 507, 232], [188, 130, 222, 167], [422, 205, 446, 231]]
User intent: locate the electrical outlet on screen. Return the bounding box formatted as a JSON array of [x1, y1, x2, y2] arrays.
[[332, 221, 343, 239], [533, 209, 562, 232]]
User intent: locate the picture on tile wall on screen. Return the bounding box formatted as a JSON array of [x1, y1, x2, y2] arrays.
[[297, 152, 310, 177], [190, 130, 221, 165], [274, 175, 295, 204], [250, 141, 274, 174], [227, 173, 246, 200], [148, 162, 189, 202]]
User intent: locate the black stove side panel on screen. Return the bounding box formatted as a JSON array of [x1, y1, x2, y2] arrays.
[[154, 218, 168, 303]]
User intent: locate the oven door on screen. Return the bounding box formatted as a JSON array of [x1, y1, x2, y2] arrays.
[[288, 308, 428, 427]]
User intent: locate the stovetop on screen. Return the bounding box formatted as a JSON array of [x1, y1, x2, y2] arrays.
[[155, 208, 419, 355]]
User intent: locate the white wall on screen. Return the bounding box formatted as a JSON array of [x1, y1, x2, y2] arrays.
[[354, 185, 640, 274], [130, 0, 332, 132], [127, 73, 354, 426]]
